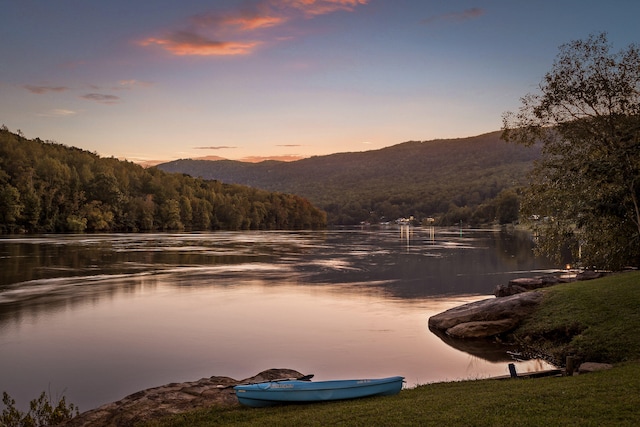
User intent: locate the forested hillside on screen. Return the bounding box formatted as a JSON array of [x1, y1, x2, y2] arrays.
[[158, 131, 541, 225], [0, 127, 326, 233]]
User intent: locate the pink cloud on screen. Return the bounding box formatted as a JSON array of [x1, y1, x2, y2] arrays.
[[226, 15, 287, 30], [138, 0, 369, 57], [140, 32, 260, 56], [191, 10, 287, 31]]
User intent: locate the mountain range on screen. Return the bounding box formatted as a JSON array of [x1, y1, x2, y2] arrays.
[[157, 131, 541, 225]]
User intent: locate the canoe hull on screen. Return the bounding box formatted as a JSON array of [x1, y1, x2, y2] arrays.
[[234, 376, 404, 407]]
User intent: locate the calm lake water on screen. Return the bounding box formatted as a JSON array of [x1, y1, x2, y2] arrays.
[[0, 227, 559, 412]]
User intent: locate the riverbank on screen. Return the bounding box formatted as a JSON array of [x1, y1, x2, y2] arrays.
[[59, 369, 306, 427], [144, 362, 640, 426], [66, 271, 640, 426], [510, 270, 640, 366]]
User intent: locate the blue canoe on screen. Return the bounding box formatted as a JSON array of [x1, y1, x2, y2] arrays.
[[234, 376, 404, 407]]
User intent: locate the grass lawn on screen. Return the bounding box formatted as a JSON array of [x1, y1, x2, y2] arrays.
[[513, 271, 640, 364], [146, 362, 640, 426]]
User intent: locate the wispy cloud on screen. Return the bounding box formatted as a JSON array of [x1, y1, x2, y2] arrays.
[[284, 0, 369, 17], [193, 155, 228, 161], [140, 32, 261, 56], [421, 8, 485, 25], [24, 85, 69, 94], [191, 9, 287, 31], [194, 145, 238, 150], [240, 154, 305, 162], [81, 93, 121, 104], [37, 108, 78, 117], [138, 0, 369, 57], [277, 144, 303, 147], [114, 79, 153, 90]]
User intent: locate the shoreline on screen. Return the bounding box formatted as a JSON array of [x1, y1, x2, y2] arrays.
[[61, 369, 306, 427]]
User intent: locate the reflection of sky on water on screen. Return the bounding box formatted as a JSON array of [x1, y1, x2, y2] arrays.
[[0, 229, 558, 412]]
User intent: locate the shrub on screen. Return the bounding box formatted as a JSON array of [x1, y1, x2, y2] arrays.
[[1, 391, 79, 427]]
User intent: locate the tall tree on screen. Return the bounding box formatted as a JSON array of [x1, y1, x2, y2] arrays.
[[502, 33, 640, 269]]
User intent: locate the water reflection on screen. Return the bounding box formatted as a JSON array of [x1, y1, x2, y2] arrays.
[[429, 328, 519, 363], [0, 228, 558, 412]]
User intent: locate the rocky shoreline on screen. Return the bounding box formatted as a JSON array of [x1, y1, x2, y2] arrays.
[[60, 369, 306, 427], [428, 270, 606, 340]]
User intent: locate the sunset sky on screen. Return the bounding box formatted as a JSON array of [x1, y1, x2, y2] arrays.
[[2, 1, 640, 163]]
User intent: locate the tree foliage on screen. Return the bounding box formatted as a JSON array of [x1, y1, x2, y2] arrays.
[[502, 33, 640, 270], [0, 128, 326, 233], [159, 132, 540, 227]]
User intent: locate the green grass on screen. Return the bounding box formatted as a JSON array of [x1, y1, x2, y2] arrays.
[[513, 271, 640, 364], [145, 272, 640, 426], [146, 363, 640, 426]]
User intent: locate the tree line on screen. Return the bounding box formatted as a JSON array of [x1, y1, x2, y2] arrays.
[[0, 127, 326, 233], [158, 132, 538, 227]]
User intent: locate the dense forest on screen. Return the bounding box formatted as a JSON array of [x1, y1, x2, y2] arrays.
[[0, 127, 326, 233], [158, 131, 541, 226]]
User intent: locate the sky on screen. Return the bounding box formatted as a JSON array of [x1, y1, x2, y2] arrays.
[[2, 1, 640, 164]]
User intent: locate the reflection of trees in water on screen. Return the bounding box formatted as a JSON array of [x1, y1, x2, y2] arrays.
[[491, 228, 567, 270], [0, 275, 159, 327], [492, 229, 540, 268], [429, 324, 557, 374], [314, 228, 557, 298], [0, 229, 559, 325], [0, 236, 280, 288], [0, 234, 305, 327]]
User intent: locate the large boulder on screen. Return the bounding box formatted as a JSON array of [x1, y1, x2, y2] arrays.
[[428, 291, 543, 339], [494, 276, 563, 297], [61, 368, 306, 427], [578, 362, 613, 373], [446, 318, 520, 339], [493, 271, 612, 297], [576, 270, 606, 281]]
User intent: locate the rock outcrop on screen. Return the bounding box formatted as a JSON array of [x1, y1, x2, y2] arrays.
[[428, 291, 544, 339], [494, 276, 564, 297], [431, 270, 610, 340], [493, 270, 609, 297], [61, 368, 305, 427], [576, 270, 606, 281], [578, 362, 613, 373]]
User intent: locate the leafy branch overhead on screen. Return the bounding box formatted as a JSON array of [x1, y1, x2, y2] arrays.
[[503, 32, 640, 270]]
